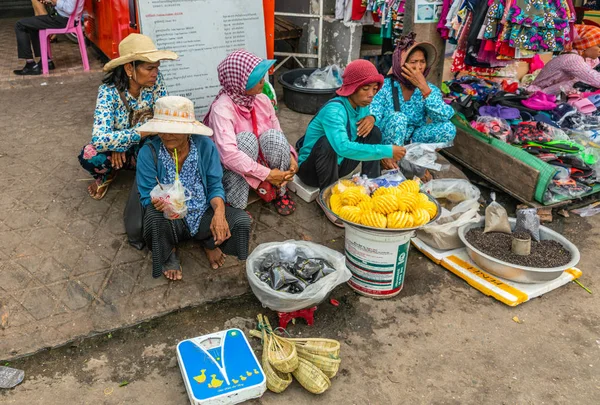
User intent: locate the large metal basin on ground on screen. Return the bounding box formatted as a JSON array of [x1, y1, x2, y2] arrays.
[[458, 218, 580, 284]]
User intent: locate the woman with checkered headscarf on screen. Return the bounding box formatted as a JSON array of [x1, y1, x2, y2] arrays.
[[530, 25, 600, 95], [204, 50, 298, 216]]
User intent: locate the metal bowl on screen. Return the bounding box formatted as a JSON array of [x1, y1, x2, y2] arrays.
[[458, 218, 580, 284], [318, 184, 442, 233]]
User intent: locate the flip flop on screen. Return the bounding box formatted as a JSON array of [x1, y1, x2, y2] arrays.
[[273, 192, 296, 216], [90, 178, 114, 200]]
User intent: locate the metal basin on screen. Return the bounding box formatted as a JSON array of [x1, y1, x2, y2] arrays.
[[318, 184, 442, 233], [458, 218, 580, 284]]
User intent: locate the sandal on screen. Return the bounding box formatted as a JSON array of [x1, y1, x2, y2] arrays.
[[273, 192, 296, 216], [89, 178, 114, 200], [162, 249, 182, 280]]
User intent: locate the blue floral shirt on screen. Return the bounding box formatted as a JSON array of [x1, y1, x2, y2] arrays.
[[91, 72, 167, 152], [370, 78, 455, 145], [158, 141, 208, 236]]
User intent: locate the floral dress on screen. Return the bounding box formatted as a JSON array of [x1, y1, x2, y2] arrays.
[[158, 141, 208, 236], [370, 78, 456, 146], [78, 73, 167, 182]]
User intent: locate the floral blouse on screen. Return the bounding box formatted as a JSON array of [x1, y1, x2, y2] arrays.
[[91, 72, 167, 153], [370, 78, 455, 145], [158, 141, 208, 236]]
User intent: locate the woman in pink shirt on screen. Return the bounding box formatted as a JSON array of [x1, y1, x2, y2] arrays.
[[530, 24, 600, 95], [205, 50, 297, 216]]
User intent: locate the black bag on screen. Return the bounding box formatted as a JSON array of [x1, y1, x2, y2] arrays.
[[123, 143, 157, 250]]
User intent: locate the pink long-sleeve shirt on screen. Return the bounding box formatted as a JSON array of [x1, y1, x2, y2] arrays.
[[529, 53, 600, 95], [207, 93, 294, 189]]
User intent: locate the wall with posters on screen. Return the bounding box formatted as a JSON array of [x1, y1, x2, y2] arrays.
[[137, 0, 267, 117]]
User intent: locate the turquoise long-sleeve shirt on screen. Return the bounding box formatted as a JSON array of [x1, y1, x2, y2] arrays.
[[297, 96, 393, 165]]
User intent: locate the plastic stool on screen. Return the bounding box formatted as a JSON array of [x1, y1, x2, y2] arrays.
[[278, 306, 317, 329]]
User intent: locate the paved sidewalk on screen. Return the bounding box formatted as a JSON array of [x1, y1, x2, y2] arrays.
[[0, 71, 336, 359]]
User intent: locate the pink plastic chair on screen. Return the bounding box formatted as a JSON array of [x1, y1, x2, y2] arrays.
[[38, 0, 89, 76]]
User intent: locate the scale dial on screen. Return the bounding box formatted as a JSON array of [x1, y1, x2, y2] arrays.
[[199, 337, 222, 349]]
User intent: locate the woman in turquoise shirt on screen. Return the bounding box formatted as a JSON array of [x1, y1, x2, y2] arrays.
[[296, 60, 406, 189]]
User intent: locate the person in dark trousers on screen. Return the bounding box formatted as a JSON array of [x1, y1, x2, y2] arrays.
[[14, 0, 77, 75], [296, 59, 406, 189]]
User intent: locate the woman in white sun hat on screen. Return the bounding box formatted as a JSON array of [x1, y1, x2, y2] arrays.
[[136, 96, 252, 281], [78, 33, 177, 200]]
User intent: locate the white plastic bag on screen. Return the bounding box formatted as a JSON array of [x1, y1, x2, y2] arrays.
[[416, 179, 481, 250], [149, 179, 192, 220], [246, 240, 351, 312], [403, 142, 453, 171], [306, 65, 344, 89]]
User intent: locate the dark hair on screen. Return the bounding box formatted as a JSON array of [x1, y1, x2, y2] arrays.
[[407, 46, 428, 65], [102, 60, 144, 92]]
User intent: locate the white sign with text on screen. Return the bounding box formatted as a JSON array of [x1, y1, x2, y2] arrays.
[[138, 0, 267, 117]]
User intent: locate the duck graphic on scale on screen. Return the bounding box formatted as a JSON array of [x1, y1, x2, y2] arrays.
[[177, 328, 266, 403]]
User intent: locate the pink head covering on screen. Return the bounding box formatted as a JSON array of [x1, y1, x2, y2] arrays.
[[204, 50, 262, 123]]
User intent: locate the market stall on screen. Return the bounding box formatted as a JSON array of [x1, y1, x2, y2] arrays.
[[436, 0, 600, 206]]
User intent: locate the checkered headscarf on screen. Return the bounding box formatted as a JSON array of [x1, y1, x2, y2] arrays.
[[574, 24, 600, 51], [204, 50, 261, 124]]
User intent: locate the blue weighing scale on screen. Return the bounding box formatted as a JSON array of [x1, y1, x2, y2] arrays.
[[176, 329, 266, 405]]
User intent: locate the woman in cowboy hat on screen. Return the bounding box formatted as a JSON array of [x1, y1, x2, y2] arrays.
[[78, 33, 177, 200], [369, 32, 455, 158], [296, 59, 406, 189], [204, 50, 298, 216], [136, 96, 252, 280]]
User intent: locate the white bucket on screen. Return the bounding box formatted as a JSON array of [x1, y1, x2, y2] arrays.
[[344, 224, 414, 299]]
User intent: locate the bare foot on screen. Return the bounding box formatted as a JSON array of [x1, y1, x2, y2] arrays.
[[204, 247, 226, 269], [163, 268, 182, 281], [87, 174, 116, 200]]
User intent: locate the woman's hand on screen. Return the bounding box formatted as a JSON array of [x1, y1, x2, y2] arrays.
[[210, 210, 231, 246], [111, 151, 127, 170], [267, 169, 293, 187], [392, 145, 407, 161], [357, 115, 375, 137], [289, 156, 298, 175], [152, 197, 167, 212], [401, 66, 430, 95], [381, 158, 399, 170]]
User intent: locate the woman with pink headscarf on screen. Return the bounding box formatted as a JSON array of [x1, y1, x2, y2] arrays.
[[205, 50, 297, 216]]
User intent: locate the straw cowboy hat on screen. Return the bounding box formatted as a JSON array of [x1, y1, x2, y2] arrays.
[[136, 96, 213, 136], [103, 34, 178, 72]]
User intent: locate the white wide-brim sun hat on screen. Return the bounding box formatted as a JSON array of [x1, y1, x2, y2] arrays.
[[137, 96, 213, 136]]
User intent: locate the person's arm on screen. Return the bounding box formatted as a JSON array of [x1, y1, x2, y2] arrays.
[[322, 104, 393, 161], [90, 86, 142, 152], [202, 139, 227, 203], [369, 78, 392, 125], [136, 144, 158, 207], [54, 0, 77, 15], [209, 104, 271, 183], [423, 84, 455, 122]]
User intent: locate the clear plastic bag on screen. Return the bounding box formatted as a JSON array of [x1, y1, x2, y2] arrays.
[[306, 65, 344, 89], [293, 74, 309, 88], [572, 202, 600, 217], [149, 179, 192, 220], [403, 142, 454, 171], [471, 116, 512, 142], [416, 179, 482, 250], [514, 208, 540, 241], [484, 192, 511, 234], [246, 241, 351, 312]]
